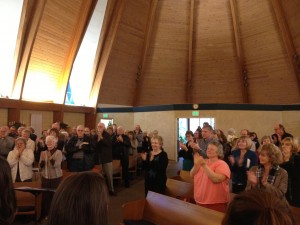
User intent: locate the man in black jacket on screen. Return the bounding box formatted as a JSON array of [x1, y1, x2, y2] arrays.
[[94, 122, 116, 196], [272, 123, 293, 146], [112, 126, 131, 187], [65, 125, 94, 172]]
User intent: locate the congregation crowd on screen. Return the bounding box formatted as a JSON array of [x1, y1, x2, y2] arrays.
[[0, 122, 167, 224], [0, 121, 299, 225], [179, 123, 300, 212]]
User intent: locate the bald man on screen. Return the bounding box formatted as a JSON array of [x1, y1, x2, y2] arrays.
[[272, 123, 293, 146]]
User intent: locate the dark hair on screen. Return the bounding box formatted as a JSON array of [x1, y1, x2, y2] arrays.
[[48, 172, 109, 225], [0, 156, 16, 224], [185, 130, 194, 137], [49, 128, 59, 137], [279, 124, 286, 132], [222, 188, 295, 225]]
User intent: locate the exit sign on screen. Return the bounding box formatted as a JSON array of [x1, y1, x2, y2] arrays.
[[192, 111, 199, 116], [103, 113, 108, 118]]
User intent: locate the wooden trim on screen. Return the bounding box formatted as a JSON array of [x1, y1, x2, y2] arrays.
[[53, 110, 64, 123], [186, 0, 194, 103], [269, 0, 300, 93], [59, 0, 98, 104], [229, 0, 249, 103], [8, 108, 21, 125], [89, 0, 126, 107], [133, 0, 159, 106], [12, 0, 47, 99], [0, 98, 94, 113], [85, 112, 97, 129]]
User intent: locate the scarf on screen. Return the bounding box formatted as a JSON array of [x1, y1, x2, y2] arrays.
[[256, 164, 280, 188]]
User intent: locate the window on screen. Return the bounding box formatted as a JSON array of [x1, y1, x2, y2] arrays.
[[177, 117, 215, 144], [65, 0, 108, 106], [0, 0, 23, 98]]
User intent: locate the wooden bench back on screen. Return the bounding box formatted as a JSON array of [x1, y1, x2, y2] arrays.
[[143, 191, 224, 225], [171, 170, 194, 184], [165, 178, 194, 200], [14, 182, 42, 217]]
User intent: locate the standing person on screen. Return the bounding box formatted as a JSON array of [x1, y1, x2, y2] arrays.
[[48, 172, 109, 225], [261, 135, 273, 145], [134, 125, 143, 153], [39, 135, 63, 222], [140, 136, 168, 196], [178, 131, 195, 171], [94, 122, 116, 196], [65, 125, 95, 172], [193, 130, 202, 143], [228, 137, 258, 193], [8, 125, 18, 139], [112, 126, 131, 187], [190, 141, 231, 213], [21, 129, 35, 152], [272, 123, 293, 146], [0, 126, 15, 158], [281, 137, 300, 207], [246, 144, 288, 197], [141, 131, 150, 153], [240, 129, 256, 152], [127, 131, 137, 155], [7, 137, 34, 182], [35, 130, 48, 162], [0, 156, 16, 225], [193, 125, 218, 158]]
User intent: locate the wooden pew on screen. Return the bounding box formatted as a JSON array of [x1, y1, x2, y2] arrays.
[[128, 155, 138, 177], [112, 159, 122, 182], [171, 170, 194, 184], [14, 182, 42, 219], [165, 178, 194, 202], [122, 191, 224, 225]]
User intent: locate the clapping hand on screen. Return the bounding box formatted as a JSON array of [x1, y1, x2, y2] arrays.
[[194, 152, 205, 166], [247, 171, 257, 186]]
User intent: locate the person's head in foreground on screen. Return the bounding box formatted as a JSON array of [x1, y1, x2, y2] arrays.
[[222, 188, 295, 225], [0, 156, 16, 225], [48, 172, 109, 225]]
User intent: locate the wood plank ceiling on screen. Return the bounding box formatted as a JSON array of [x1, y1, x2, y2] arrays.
[[10, 0, 300, 107]]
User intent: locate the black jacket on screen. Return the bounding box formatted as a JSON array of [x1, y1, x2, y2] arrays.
[[93, 131, 112, 164]]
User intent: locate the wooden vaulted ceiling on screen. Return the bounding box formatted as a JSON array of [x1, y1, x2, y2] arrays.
[[13, 0, 300, 107]]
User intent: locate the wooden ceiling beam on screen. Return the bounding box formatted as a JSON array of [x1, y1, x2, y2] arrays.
[[89, 0, 126, 107], [133, 0, 159, 106], [186, 0, 195, 103], [229, 0, 249, 103], [11, 0, 46, 99], [59, 0, 98, 104], [270, 0, 300, 95]]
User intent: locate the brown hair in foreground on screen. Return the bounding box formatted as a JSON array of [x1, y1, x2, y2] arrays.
[[222, 188, 295, 225], [48, 172, 109, 225], [0, 156, 16, 224]]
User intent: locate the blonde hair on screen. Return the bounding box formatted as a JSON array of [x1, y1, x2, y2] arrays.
[[237, 136, 252, 149], [281, 137, 298, 154], [151, 135, 163, 146]]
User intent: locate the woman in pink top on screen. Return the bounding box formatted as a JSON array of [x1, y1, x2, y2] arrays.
[[190, 141, 231, 212]]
